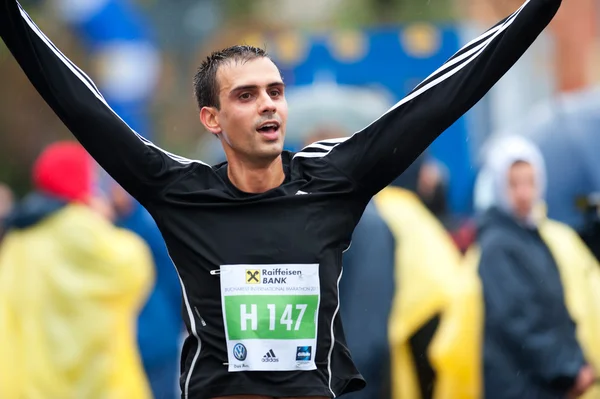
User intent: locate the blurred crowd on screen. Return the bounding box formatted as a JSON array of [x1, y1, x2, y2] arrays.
[[0, 142, 183, 398], [0, 117, 599, 399], [1, 0, 600, 398]]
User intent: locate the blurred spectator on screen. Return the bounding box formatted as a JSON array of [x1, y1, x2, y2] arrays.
[[0, 141, 154, 399], [376, 185, 482, 399], [394, 156, 476, 253], [417, 160, 447, 216], [0, 182, 14, 240], [526, 91, 600, 261], [577, 193, 600, 262], [467, 135, 596, 399], [536, 207, 600, 399], [477, 88, 600, 259], [107, 179, 183, 399]]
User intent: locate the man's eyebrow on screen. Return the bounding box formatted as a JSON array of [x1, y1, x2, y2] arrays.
[[229, 81, 285, 95]]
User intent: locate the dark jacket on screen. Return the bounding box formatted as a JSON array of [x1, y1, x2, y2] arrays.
[[5, 192, 68, 231], [340, 200, 396, 399], [477, 207, 585, 399]]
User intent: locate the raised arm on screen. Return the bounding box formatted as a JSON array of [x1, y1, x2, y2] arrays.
[[294, 0, 561, 197], [0, 0, 207, 202]]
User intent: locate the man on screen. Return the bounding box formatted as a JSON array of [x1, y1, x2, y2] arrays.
[[0, 141, 153, 399], [0, 0, 563, 397]]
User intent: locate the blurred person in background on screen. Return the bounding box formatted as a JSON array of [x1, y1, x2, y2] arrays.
[[0, 0, 564, 396], [532, 124, 600, 262], [395, 155, 476, 253], [577, 194, 600, 262], [524, 90, 600, 261], [0, 182, 15, 241], [393, 152, 473, 251], [377, 172, 482, 399], [466, 135, 597, 399], [477, 89, 600, 261], [416, 160, 476, 253], [107, 178, 183, 399], [0, 141, 154, 399]]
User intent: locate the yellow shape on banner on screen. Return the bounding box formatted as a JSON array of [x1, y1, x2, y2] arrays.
[[274, 31, 308, 66], [401, 23, 441, 58], [329, 30, 368, 63], [241, 32, 267, 49]]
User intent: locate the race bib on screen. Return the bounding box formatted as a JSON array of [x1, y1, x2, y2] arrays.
[[220, 264, 320, 372]]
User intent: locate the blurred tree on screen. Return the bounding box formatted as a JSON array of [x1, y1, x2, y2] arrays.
[[222, 0, 455, 29], [346, 0, 456, 25], [0, 2, 76, 196], [223, 0, 253, 19]]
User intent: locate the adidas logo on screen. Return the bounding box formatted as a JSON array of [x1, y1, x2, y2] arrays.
[[295, 190, 308, 195], [261, 349, 279, 363]]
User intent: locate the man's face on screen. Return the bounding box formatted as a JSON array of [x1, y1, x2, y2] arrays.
[[202, 57, 287, 165], [507, 161, 538, 220]]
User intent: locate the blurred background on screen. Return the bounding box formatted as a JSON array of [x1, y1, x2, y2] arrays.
[[0, 0, 597, 220], [1, 0, 598, 220], [1, 0, 600, 398]]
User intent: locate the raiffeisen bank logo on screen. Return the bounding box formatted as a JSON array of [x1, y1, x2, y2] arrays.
[[245, 267, 303, 284], [261, 267, 303, 284]]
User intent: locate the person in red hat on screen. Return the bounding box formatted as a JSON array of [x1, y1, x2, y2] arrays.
[[0, 141, 155, 399], [33, 141, 96, 203]]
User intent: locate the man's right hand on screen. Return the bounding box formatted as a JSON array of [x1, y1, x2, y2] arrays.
[[567, 365, 595, 399]]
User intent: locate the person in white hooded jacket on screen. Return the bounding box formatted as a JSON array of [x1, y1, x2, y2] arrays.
[[470, 135, 595, 399]]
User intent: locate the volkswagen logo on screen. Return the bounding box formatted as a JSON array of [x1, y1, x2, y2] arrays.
[[233, 343, 247, 361]]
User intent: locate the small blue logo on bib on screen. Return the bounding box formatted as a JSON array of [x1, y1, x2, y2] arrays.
[[233, 343, 247, 361], [296, 346, 312, 361]]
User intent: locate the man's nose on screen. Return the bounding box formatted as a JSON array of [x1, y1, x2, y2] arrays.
[[258, 92, 277, 114]]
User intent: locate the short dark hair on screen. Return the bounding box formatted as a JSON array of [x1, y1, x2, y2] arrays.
[[193, 45, 270, 110]]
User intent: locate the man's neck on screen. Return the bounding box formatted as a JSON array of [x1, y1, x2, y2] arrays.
[[227, 155, 285, 194]]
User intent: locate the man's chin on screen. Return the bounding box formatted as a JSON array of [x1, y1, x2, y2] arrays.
[[256, 143, 284, 161]]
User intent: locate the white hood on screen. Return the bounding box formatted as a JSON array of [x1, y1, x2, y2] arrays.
[[474, 134, 546, 225]]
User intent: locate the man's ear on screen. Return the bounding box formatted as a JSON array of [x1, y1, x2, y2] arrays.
[[200, 106, 222, 135]]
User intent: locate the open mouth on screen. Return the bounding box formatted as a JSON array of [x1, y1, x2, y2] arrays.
[[256, 121, 281, 139]]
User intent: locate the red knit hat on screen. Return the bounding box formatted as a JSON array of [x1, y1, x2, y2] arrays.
[[32, 141, 95, 203]]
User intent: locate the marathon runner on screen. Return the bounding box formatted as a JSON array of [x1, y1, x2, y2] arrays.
[[0, 0, 562, 397]]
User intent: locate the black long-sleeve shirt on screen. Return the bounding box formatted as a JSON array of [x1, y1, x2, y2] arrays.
[[0, 0, 562, 397]]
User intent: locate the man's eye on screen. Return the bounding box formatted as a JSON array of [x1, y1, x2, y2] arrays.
[[270, 90, 281, 97], [239, 93, 251, 100]]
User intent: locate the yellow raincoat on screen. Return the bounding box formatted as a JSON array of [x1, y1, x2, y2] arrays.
[[0, 203, 154, 399], [375, 187, 482, 399], [539, 217, 600, 399], [465, 210, 600, 399]]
